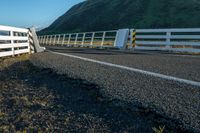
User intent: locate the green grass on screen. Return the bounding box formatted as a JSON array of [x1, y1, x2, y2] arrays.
[[39, 0, 200, 35]]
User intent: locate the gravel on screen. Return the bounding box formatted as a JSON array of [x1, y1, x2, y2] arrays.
[[30, 51, 200, 132]]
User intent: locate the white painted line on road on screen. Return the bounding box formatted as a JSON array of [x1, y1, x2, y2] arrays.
[[49, 50, 200, 87]]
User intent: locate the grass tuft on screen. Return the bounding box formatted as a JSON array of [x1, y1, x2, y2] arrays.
[[152, 126, 165, 133]]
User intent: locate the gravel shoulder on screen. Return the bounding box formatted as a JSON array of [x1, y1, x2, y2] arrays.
[[0, 55, 193, 133]]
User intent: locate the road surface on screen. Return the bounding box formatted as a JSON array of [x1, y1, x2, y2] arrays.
[[30, 46, 200, 132]]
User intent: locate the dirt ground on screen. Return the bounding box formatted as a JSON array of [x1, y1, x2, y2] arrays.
[[0, 55, 193, 133]]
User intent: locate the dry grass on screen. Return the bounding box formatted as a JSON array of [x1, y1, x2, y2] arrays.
[[152, 126, 165, 133], [0, 54, 30, 70], [0, 111, 7, 119]]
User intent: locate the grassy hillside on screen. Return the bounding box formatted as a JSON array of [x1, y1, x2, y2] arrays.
[[40, 0, 200, 34]]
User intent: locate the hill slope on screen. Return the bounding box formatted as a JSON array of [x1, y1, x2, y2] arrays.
[[40, 0, 200, 34]]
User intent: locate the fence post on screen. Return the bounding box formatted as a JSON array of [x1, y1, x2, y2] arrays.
[[39, 36, 41, 42], [68, 34, 71, 46], [10, 30, 15, 56], [46, 35, 49, 45], [90, 32, 95, 47], [47, 35, 51, 45], [53, 35, 56, 45], [27, 31, 31, 54], [42, 36, 44, 45], [128, 29, 133, 49], [132, 29, 136, 49], [62, 34, 66, 46], [114, 31, 118, 48], [128, 29, 136, 49], [166, 31, 171, 50], [81, 33, 86, 47], [49, 35, 53, 45], [74, 33, 78, 45], [40, 36, 42, 44], [43, 36, 46, 45], [57, 34, 61, 45], [101, 32, 106, 48]]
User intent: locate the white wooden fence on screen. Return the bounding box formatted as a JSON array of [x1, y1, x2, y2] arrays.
[[0, 25, 30, 57], [132, 28, 200, 53]]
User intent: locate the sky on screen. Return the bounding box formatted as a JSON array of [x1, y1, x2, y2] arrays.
[[0, 0, 84, 29]]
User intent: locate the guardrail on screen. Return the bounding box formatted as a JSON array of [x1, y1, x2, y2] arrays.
[[0, 25, 30, 57], [131, 28, 200, 53], [39, 28, 200, 53], [39, 30, 119, 48]]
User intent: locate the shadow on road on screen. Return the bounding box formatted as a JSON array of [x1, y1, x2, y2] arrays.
[[0, 59, 191, 133]]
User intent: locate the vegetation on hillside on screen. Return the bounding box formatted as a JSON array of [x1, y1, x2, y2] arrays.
[[39, 0, 200, 34]]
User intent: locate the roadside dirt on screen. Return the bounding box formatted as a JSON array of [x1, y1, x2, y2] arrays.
[[0, 55, 193, 133]]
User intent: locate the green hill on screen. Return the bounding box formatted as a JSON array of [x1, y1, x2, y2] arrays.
[[40, 0, 200, 34]]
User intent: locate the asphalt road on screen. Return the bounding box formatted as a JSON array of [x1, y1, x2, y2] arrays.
[[46, 46, 200, 82], [30, 46, 200, 132]]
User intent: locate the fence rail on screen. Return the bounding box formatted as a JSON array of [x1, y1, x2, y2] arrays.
[[132, 28, 200, 53], [38, 30, 118, 48], [0, 25, 30, 57]]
